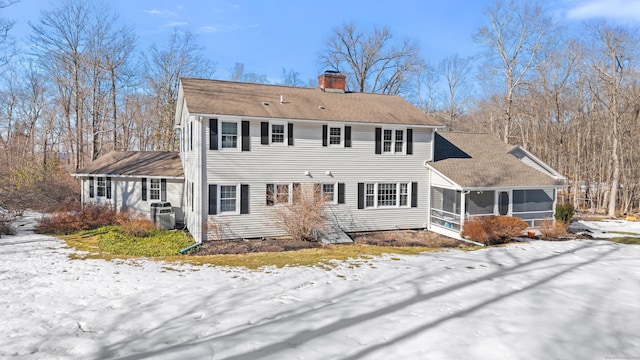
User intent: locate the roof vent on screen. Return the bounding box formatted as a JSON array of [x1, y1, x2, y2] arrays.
[[319, 105, 325, 110], [262, 101, 269, 106]]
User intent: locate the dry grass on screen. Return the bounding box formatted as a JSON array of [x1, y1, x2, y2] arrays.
[[351, 229, 469, 248]]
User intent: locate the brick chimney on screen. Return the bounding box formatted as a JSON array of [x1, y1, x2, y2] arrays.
[[318, 70, 346, 93]]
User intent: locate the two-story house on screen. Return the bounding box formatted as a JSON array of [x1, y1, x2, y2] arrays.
[[75, 72, 565, 242]]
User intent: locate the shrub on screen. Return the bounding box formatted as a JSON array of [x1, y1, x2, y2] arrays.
[[461, 216, 528, 245], [270, 184, 329, 242], [115, 211, 157, 237], [538, 220, 569, 239], [36, 204, 117, 234], [555, 203, 575, 224]]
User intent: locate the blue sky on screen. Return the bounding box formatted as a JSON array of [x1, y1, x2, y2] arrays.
[[4, 0, 640, 84]]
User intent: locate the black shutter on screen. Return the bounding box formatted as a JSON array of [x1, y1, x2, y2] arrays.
[[407, 128, 413, 155], [338, 183, 345, 204], [242, 121, 250, 151], [288, 123, 294, 146], [106, 177, 112, 199], [161, 179, 167, 201], [208, 184, 217, 215], [191, 182, 194, 212], [266, 184, 274, 206], [261, 122, 269, 145], [345, 126, 352, 148], [375, 128, 382, 154], [210, 119, 218, 150], [411, 182, 418, 208], [189, 122, 193, 151], [240, 184, 249, 214], [357, 183, 365, 209], [142, 178, 147, 201], [89, 177, 94, 198], [322, 125, 328, 147]]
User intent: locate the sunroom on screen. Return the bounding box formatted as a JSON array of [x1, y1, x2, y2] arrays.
[[427, 132, 566, 239]]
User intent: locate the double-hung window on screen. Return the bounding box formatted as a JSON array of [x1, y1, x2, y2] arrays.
[[271, 124, 285, 144], [150, 179, 160, 200], [329, 127, 341, 146], [322, 183, 335, 203], [378, 128, 407, 154], [97, 177, 106, 197], [219, 185, 238, 214], [363, 182, 411, 208], [221, 121, 238, 149]]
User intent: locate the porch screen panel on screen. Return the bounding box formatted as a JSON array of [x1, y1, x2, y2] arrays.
[[467, 190, 495, 215], [512, 189, 553, 212]]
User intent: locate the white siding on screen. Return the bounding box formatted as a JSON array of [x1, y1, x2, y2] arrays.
[[510, 148, 555, 177], [202, 119, 434, 239], [181, 112, 206, 241], [80, 176, 184, 223], [429, 169, 457, 188]]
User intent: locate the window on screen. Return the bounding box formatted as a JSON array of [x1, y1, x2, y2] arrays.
[[221, 121, 238, 149], [329, 127, 341, 145], [383, 129, 393, 153], [377, 183, 397, 206], [150, 179, 160, 200], [267, 183, 291, 205], [97, 177, 106, 197], [322, 183, 335, 203], [219, 185, 238, 213], [378, 128, 406, 154], [364, 182, 410, 208], [271, 124, 285, 144]]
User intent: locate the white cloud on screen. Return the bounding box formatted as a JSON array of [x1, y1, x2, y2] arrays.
[[164, 21, 189, 28], [566, 0, 640, 21], [144, 9, 177, 17], [198, 24, 240, 33]]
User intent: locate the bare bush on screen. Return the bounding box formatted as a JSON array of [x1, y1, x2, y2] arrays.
[[270, 184, 329, 242], [461, 216, 528, 245], [0, 210, 16, 235], [36, 204, 117, 234], [538, 219, 570, 240], [115, 210, 157, 237]]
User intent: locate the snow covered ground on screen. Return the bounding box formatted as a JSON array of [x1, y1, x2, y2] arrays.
[[1, 216, 639, 360]]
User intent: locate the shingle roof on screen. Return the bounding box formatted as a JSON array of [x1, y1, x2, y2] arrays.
[[180, 78, 442, 127], [74, 151, 184, 178], [430, 132, 561, 188]]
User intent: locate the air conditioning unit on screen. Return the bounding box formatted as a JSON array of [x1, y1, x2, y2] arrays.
[[150, 202, 175, 230]]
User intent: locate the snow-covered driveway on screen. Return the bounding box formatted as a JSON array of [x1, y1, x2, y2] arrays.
[[1, 230, 639, 359]]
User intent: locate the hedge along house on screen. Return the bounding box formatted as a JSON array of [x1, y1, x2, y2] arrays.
[[426, 132, 566, 239], [73, 151, 185, 226]]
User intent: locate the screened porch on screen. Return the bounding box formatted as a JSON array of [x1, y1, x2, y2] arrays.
[[430, 187, 556, 235]]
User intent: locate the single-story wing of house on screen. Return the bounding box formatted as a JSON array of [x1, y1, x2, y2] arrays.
[[426, 132, 566, 239], [73, 151, 185, 227]]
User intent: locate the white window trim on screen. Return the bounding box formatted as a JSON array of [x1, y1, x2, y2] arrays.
[[270, 121, 288, 146], [150, 178, 161, 200], [328, 124, 344, 147], [219, 119, 241, 152], [322, 182, 338, 204], [364, 182, 411, 209], [218, 184, 241, 215], [381, 127, 406, 154]]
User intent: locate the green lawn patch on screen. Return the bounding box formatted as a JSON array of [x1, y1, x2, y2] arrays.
[[609, 237, 640, 245]]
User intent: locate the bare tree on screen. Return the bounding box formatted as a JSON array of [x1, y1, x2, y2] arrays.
[[317, 22, 423, 95], [281, 68, 304, 87], [228, 62, 268, 84], [0, 0, 18, 66], [439, 54, 474, 128], [582, 21, 640, 217], [474, 0, 555, 143], [144, 29, 215, 150]]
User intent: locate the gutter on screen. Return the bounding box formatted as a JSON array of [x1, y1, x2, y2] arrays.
[[178, 242, 201, 255]]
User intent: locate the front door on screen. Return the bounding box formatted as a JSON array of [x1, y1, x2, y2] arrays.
[[498, 191, 509, 216]]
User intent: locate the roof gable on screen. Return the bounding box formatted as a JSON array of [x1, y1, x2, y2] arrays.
[[74, 151, 184, 178], [178, 78, 442, 127]]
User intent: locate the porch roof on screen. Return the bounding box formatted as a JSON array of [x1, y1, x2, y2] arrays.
[[429, 132, 562, 188], [73, 151, 184, 178]]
